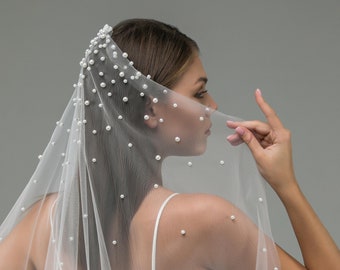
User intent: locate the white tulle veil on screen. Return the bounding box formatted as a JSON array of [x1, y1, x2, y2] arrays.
[[0, 23, 280, 269]]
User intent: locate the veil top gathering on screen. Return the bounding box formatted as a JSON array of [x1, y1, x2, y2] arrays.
[[0, 23, 280, 269]]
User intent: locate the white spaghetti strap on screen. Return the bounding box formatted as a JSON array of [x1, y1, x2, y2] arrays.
[[151, 193, 179, 270]]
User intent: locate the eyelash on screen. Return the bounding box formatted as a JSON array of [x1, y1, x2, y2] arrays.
[[194, 90, 208, 99]]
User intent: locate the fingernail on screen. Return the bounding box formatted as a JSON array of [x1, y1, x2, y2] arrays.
[[226, 120, 234, 125], [235, 127, 245, 136], [256, 88, 262, 96]]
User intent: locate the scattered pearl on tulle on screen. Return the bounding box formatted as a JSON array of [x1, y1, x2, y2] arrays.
[[38, 155, 43, 160], [152, 98, 158, 103], [230, 215, 236, 221], [173, 103, 178, 108], [99, 71, 104, 77], [136, 71, 142, 77], [199, 116, 204, 121], [51, 141, 56, 146], [84, 100, 90, 106], [111, 45, 116, 50], [146, 74, 151, 79], [163, 89, 168, 94], [220, 160, 225, 165], [94, 49, 98, 54], [106, 125, 111, 131], [175, 137, 181, 143], [83, 214, 88, 218], [154, 184, 159, 189], [87, 67, 91, 71], [129, 61, 134, 66], [262, 248, 267, 253], [83, 119, 87, 124], [61, 153, 66, 157], [142, 84, 148, 89], [155, 155, 161, 161], [258, 197, 264, 203], [113, 51, 118, 58], [120, 194, 125, 199], [118, 115, 123, 120], [80, 74, 85, 79], [100, 56, 105, 61], [122, 52, 128, 58], [92, 130, 97, 135], [123, 79, 128, 84], [140, 92, 145, 97], [92, 88, 97, 93], [107, 92, 112, 97], [159, 118, 164, 123], [100, 82, 106, 88], [33, 179, 37, 184], [187, 161, 193, 167], [111, 79, 116, 84], [21, 207, 25, 212], [144, 115, 150, 120], [180, 230, 186, 236], [98, 103, 103, 108], [69, 236, 74, 242], [112, 240, 118, 246], [122, 97, 128, 103], [128, 143, 133, 148], [130, 75, 135, 80], [92, 158, 97, 163], [119, 72, 125, 77], [113, 65, 118, 69], [89, 59, 95, 65]]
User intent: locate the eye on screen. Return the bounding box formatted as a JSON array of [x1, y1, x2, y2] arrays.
[[194, 90, 208, 99]]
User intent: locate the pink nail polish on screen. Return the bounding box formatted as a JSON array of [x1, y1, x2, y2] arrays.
[[256, 89, 262, 96], [235, 127, 245, 136]]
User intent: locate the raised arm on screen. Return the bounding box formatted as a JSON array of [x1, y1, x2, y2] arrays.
[[226, 89, 340, 270]]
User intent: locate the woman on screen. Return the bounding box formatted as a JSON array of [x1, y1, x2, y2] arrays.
[[0, 19, 339, 269]]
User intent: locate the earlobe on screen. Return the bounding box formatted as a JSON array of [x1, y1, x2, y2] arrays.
[[144, 97, 159, 129]]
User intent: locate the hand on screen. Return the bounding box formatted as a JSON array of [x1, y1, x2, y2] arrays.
[[226, 89, 297, 194]]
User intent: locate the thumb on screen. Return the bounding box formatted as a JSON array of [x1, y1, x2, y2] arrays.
[[235, 126, 263, 158]]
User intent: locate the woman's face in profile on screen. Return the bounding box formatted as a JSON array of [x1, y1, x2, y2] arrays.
[[150, 56, 218, 157]]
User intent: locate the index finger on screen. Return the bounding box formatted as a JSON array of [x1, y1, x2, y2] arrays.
[[255, 89, 284, 130]]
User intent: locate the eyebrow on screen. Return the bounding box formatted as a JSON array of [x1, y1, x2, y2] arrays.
[[196, 77, 208, 84]]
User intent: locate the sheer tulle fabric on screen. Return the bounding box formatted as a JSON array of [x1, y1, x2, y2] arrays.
[[0, 25, 280, 269]]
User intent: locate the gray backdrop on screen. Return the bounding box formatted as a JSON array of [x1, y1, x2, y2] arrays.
[[0, 0, 339, 263]]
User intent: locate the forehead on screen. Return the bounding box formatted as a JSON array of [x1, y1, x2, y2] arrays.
[[176, 56, 207, 87]]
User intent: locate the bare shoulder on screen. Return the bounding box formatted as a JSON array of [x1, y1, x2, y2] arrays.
[[0, 194, 58, 270], [163, 193, 258, 269]]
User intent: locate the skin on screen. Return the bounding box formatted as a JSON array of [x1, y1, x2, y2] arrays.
[[0, 55, 339, 269]]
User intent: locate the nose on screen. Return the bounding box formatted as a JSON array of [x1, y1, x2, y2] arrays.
[[207, 93, 218, 111]]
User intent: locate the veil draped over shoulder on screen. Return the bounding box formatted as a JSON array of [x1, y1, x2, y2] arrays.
[[0, 24, 280, 269]]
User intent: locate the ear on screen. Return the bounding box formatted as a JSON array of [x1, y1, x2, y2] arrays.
[[144, 96, 159, 129]]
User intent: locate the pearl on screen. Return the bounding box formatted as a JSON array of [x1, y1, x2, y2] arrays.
[[107, 92, 112, 97], [100, 56, 105, 61], [144, 115, 150, 120], [99, 71, 104, 76], [152, 98, 158, 103], [199, 116, 204, 121], [119, 72, 125, 77], [77, 140, 81, 144], [142, 84, 148, 89], [21, 207, 25, 212], [92, 88, 97, 93], [33, 179, 37, 184], [100, 82, 106, 88], [89, 59, 94, 65], [111, 45, 116, 50], [61, 153, 65, 157], [83, 119, 87, 124], [163, 89, 168, 94], [51, 141, 56, 145], [113, 65, 118, 69], [98, 44, 103, 48], [159, 118, 164, 123], [84, 100, 90, 106], [155, 155, 161, 161], [123, 79, 128, 84], [140, 92, 145, 97], [67, 129, 71, 133], [112, 240, 117, 246], [136, 71, 142, 77], [120, 194, 125, 199], [262, 248, 267, 253], [92, 130, 97, 135], [130, 76, 135, 80], [102, 43, 107, 48], [80, 74, 85, 79], [69, 236, 74, 242], [173, 103, 178, 108], [274, 267, 279, 270], [220, 160, 225, 165], [175, 136, 181, 143], [180, 230, 186, 236], [122, 52, 128, 58], [205, 107, 210, 112], [83, 214, 88, 218], [122, 96, 128, 103], [111, 79, 116, 84], [106, 125, 111, 131], [92, 158, 97, 163], [154, 184, 159, 189], [118, 115, 123, 120], [146, 74, 151, 79], [94, 49, 99, 54], [87, 67, 91, 71], [187, 161, 193, 167], [230, 215, 236, 221], [112, 51, 118, 58], [258, 197, 264, 203], [38, 155, 43, 160], [73, 84, 77, 88], [98, 103, 103, 108], [128, 143, 133, 148], [129, 61, 134, 66]]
